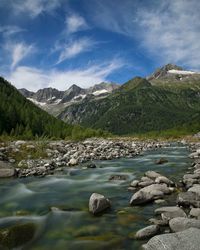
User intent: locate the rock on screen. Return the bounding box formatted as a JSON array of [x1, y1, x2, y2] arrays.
[[169, 217, 200, 232], [68, 158, 78, 166], [143, 228, 200, 250], [149, 218, 168, 226], [84, 162, 97, 168], [135, 225, 159, 240], [130, 184, 171, 205], [155, 158, 168, 164], [155, 206, 187, 222], [89, 193, 111, 215], [189, 208, 200, 218], [0, 161, 15, 177], [188, 184, 200, 195], [130, 180, 139, 187], [138, 180, 154, 187], [0, 223, 36, 249], [155, 176, 174, 186], [154, 199, 165, 204], [15, 140, 26, 147], [145, 171, 162, 179], [177, 191, 200, 208], [109, 175, 127, 181], [141, 177, 153, 182]]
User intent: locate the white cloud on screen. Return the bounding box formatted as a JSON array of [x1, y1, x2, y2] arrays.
[[5, 42, 34, 69], [0, 26, 25, 37], [8, 0, 62, 18], [86, 0, 200, 68], [6, 59, 124, 91], [57, 38, 95, 64], [65, 14, 88, 34]]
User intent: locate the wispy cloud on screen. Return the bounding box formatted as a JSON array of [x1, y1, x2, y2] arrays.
[[0, 25, 25, 37], [86, 0, 200, 68], [5, 42, 34, 69], [65, 14, 88, 34], [6, 58, 124, 91], [56, 37, 96, 64], [6, 0, 63, 18]]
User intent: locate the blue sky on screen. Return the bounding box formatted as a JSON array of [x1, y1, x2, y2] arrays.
[[0, 0, 200, 91]]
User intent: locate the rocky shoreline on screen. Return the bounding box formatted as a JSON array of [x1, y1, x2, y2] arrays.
[[131, 141, 200, 249], [0, 139, 167, 178]]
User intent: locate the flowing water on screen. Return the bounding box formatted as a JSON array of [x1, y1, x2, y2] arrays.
[[0, 144, 192, 250]]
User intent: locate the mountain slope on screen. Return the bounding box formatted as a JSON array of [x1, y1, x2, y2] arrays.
[[0, 77, 75, 138], [58, 76, 200, 135]]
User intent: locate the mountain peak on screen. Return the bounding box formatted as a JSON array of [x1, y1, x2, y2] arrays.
[[147, 64, 183, 80]]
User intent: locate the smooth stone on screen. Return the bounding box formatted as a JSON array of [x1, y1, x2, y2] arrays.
[[135, 225, 159, 240], [138, 180, 154, 188], [155, 207, 187, 220], [68, 158, 78, 166], [155, 176, 174, 186], [154, 199, 165, 204], [177, 191, 200, 208], [145, 171, 162, 179], [143, 228, 200, 250], [0, 223, 36, 249], [188, 185, 200, 195], [189, 208, 200, 218], [141, 177, 153, 182], [155, 158, 168, 164], [130, 180, 139, 187], [89, 193, 111, 215], [169, 217, 200, 232], [130, 184, 170, 205]]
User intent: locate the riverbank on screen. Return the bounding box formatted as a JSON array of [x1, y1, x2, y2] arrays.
[[0, 139, 167, 178]]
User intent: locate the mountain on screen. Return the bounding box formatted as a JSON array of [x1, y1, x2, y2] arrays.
[[19, 82, 119, 116], [147, 64, 200, 91], [0, 77, 106, 139], [58, 69, 200, 135]]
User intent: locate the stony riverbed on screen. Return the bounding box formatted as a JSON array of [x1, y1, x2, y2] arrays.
[[0, 141, 198, 249]]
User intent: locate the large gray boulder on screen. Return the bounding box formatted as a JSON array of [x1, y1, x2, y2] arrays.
[[0, 161, 15, 178], [143, 228, 200, 250], [155, 206, 187, 222], [130, 184, 171, 205], [189, 208, 200, 218], [169, 217, 200, 232], [145, 171, 162, 179], [177, 191, 200, 208], [89, 193, 111, 215], [135, 225, 159, 240]]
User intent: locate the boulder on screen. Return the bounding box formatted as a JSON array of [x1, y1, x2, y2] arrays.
[[130, 180, 139, 187], [169, 217, 200, 232], [135, 225, 159, 240], [189, 208, 200, 218], [155, 176, 174, 186], [0, 223, 36, 249], [109, 175, 127, 181], [145, 171, 162, 179], [155, 158, 168, 164], [138, 180, 154, 188], [155, 206, 187, 222], [143, 228, 200, 250], [130, 184, 171, 205], [177, 191, 200, 208], [0, 161, 15, 177], [68, 158, 78, 166], [188, 185, 200, 196], [89, 193, 111, 215]]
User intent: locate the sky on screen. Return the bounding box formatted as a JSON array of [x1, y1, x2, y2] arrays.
[[0, 0, 200, 91]]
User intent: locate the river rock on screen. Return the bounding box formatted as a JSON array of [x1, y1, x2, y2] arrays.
[[155, 158, 168, 164], [149, 218, 168, 226], [68, 158, 78, 166], [138, 180, 154, 188], [89, 193, 111, 215], [135, 225, 159, 240], [130, 184, 171, 205], [143, 228, 200, 250], [177, 191, 200, 208], [130, 180, 139, 187], [109, 175, 127, 181], [169, 217, 200, 232], [0, 222, 36, 249], [155, 176, 174, 186], [145, 171, 162, 179], [0, 161, 15, 177], [155, 206, 187, 222], [189, 208, 200, 218]]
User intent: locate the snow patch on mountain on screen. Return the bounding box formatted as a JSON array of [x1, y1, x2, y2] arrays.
[[92, 89, 108, 96], [168, 69, 199, 75]]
